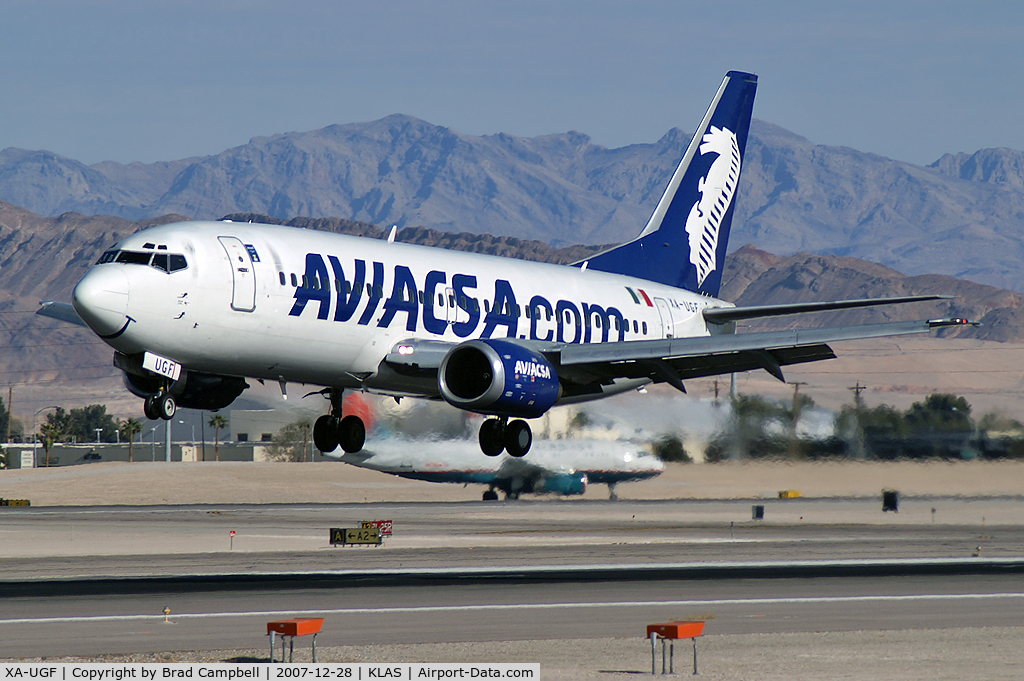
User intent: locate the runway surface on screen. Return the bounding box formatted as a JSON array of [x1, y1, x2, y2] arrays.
[[3, 573, 1024, 659], [1, 496, 1023, 665]]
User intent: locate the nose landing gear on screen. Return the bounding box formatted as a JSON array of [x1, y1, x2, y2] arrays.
[[143, 392, 176, 421]]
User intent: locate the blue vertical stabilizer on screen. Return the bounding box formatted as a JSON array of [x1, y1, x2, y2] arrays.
[[580, 71, 757, 297]]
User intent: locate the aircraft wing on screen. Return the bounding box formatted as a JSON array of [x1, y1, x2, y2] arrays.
[[554, 317, 975, 388], [386, 317, 975, 392], [702, 295, 952, 325]]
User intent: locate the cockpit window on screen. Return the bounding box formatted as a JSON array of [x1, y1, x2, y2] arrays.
[[100, 249, 188, 273], [116, 250, 152, 265]]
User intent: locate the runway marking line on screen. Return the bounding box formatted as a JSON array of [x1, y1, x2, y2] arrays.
[[3, 592, 1024, 625]]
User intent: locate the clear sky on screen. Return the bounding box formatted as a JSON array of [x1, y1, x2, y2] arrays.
[[2, 0, 1022, 166]]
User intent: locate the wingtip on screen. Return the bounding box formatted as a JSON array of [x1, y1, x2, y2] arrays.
[[928, 318, 980, 328]]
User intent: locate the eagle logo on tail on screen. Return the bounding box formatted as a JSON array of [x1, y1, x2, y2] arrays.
[[685, 126, 741, 287]]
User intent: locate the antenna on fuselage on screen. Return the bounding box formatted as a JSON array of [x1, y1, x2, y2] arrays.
[[387, 225, 397, 243]]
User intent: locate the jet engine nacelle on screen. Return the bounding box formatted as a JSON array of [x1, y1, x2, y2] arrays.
[[535, 472, 587, 496], [438, 339, 560, 418]]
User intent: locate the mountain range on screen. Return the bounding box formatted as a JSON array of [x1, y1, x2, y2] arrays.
[[3, 115, 1024, 291]]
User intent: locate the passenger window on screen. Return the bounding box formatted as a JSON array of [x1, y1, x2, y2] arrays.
[[291, 273, 298, 287], [642, 321, 648, 335], [438, 293, 444, 307], [484, 300, 490, 313], [418, 291, 424, 304], [366, 283, 372, 296], [151, 253, 169, 272], [279, 272, 286, 286], [632, 320, 638, 334], [302, 275, 308, 288], [345, 281, 352, 295]]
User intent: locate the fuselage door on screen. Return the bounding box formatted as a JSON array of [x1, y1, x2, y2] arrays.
[[218, 236, 256, 312], [654, 298, 674, 338]]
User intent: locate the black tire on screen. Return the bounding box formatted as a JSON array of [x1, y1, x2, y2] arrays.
[[482, 489, 499, 501], [143, 395, 160, 421], [504, 419, 532, 457], [478, 419, 505, 456], [313, 415, 338, 452], [338, 415, 365, 453], [157, 394, 176, 420]]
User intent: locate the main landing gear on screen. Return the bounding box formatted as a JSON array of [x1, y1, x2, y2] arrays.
[[478, 417, 532, 458], [143, 392, 176, 421], [313, 389, 365, 453]]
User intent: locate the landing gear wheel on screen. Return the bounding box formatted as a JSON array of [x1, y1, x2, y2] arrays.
[[504, 419, 532, 457], [313, 415, 339, 453], [143, 395, 160, 421], [156, 393, 176, 420], [338, 415, 365, 453], [478, 419, 505, 456], [482, 489, 499, 501]]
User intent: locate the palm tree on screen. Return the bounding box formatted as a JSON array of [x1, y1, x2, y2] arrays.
[[208, 414, 229, 462], [119, 417, 143, 463], [39, 422, 61, 467]]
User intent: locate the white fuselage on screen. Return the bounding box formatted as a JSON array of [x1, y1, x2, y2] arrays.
[[74, 220, 731, 401]]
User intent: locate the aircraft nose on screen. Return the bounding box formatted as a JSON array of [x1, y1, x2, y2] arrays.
[[73, 267, 131, 337]]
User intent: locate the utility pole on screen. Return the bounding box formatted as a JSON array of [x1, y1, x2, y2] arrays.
[[6, 386, 11, 443], [849, 381, 866, 411], [789, 382, 808, 458], [847, 381, 868, 460]]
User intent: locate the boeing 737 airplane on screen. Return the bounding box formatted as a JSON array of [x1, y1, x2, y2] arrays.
[[327, 438, 664, 500], [42, 71, 972, 459]]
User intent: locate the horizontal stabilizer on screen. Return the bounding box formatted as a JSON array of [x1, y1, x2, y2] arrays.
[[36, 301, 87, 327], [703, 295, 953, 325]]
